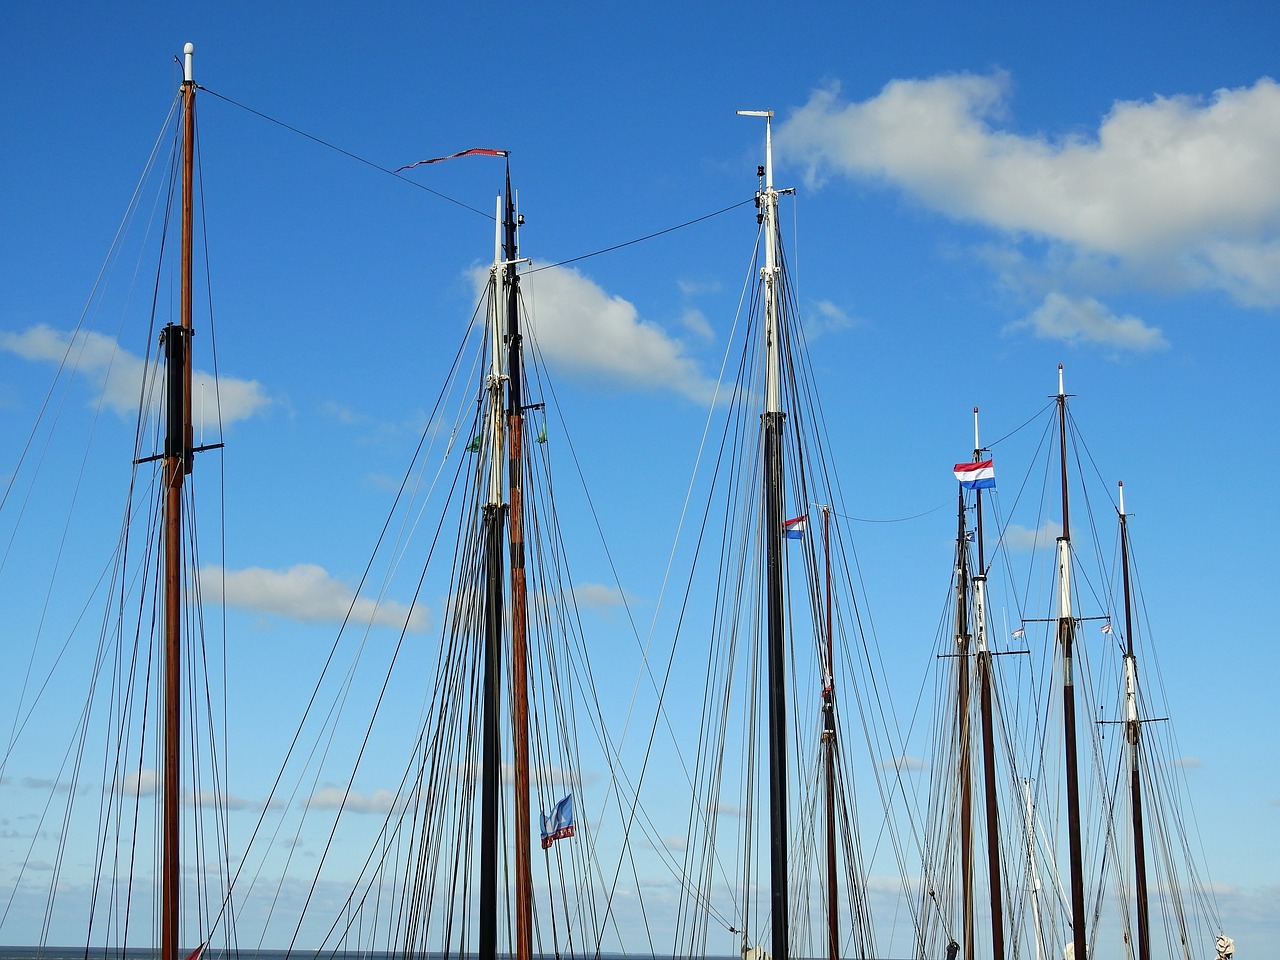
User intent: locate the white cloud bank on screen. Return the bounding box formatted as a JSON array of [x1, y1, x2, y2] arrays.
[[474, 264, 717, 403], [199, 563, 428, 632], [778, 73, 1280, 333], [1, 324, 270, 424], [1008, 292, 1168, 352]]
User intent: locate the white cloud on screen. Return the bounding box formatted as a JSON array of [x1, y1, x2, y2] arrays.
[[119, 768, 158, 797], [677, 278, 722, 297], [1002, 519, 1062, 552], [1006, 292, 1168, 351], [475, 264, 717, 402], [198, 563, 428, 632], [0, 324, 270, 425], [881, 755, 927, 772], [186, 790, 263, 810], [778, 74, 1280, 306], [679, 307, 715, 340], [306, 785, 399, 814], [804, 299, 857, 339], [573, 582, 629, 609]]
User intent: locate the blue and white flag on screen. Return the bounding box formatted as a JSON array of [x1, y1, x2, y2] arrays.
[[541, 793, 575, 849]]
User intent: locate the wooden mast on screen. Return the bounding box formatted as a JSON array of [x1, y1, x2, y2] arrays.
[[479, 193, 507, 960], [161, 42, 196, 960], [739, 107, 790, 960], [503, 166, 535, 960], [1055, 365, 1089, 960], [971, 409, 1006, 960], [954, 482, 975, 960], [1118, 481, 1151, 960], [821, 505, 838, 960]]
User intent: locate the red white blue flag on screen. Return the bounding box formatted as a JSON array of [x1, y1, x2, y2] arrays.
[[541, 793, 575, 849], [953, 460, 995, 490], [784, 515, 808, 540]]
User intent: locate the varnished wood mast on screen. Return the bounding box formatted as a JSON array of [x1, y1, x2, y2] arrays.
[[161, 42, 196, 960]]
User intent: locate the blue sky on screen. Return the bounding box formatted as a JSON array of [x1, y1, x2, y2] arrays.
[[1, 0, 1278, 953]]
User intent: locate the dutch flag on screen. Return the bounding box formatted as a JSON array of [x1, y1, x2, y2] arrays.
[[953, 460, 996, 490], [784, 515, 808, 540]]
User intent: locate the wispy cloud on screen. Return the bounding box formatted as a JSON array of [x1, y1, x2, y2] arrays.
[[804, 299, 858, 340], [1002, 519, 1062, 552], [473, 264, 718, 403], [573, 582, 630, 609], [882, 755, 926, 772], [117, 768, 158, 796], [186, 790, 270, 811], [1006, 292, 1168, 351], [198, 563, 428, 632], [1, 324, 270, 424], [306, 786, 400, 814], [779, 73, 1280, 310]]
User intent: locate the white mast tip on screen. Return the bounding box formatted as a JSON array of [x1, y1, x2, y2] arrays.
[[184, 42, 194, 54]]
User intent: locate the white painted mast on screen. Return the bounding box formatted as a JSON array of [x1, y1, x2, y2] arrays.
[[973, 408, 990, 660], [1024, 780, 1046, 960], [737, 109, 782, 414], [486, 195, 506, 508], [738, 106, 791, 960]]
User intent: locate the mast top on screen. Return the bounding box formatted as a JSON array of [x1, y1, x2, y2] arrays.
[[738, 109, 775, 190], [183, 42, 194, 84], [1118, 479, 1126, 516], [972, 406, 980, 454], [1058, 362, 1065, 398]]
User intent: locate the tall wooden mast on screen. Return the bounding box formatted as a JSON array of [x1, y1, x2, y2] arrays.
[[739, 107, 790, 960], [503, 167, 535, 960], [477, 168, 533, 960], [820, 505, 838, 960], [971, 409, 1006, 960], [1055, 365, 1089, 960], [953, 481, 975, 960], [161, 41, 196, 960], [478, 193, 507, 960], [1118, 481, 1151, 960]]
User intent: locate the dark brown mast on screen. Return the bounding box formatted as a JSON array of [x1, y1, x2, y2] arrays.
[[1055, 365, 1088, 960], [971, 410, 1006, 960], [1118, 481, 1151, 960], [502, 168, 535, 960], [954, 487, 975, 960], [161, 42, 196, 960], [820, 506, 838, 960], [478, 192, 507, 960]]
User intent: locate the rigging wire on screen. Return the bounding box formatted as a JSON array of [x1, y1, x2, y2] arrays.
[[198, 84, 754, 272]]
